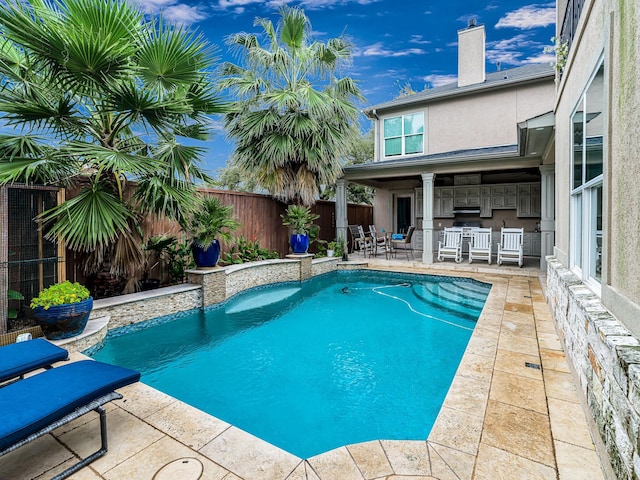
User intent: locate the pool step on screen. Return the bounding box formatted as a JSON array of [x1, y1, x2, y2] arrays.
[[412, 282, 489, 321]]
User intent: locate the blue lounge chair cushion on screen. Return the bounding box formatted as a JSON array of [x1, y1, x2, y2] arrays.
[[391, 233, 404, 240], [0, 338, 68, 383], [0, 360, 140, 451]]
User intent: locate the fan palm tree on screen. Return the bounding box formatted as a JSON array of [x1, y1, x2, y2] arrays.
[[0, 0, 227, 281], [220, 6, 364, 206]]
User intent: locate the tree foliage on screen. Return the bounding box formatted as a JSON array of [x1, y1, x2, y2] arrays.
[[321, 128, 375, 205], [0, 0, 226, 279], [220, 6, 364, 206]]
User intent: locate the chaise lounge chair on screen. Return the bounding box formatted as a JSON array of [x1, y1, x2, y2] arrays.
[[0, 360, 140, 480], [0, 337, 68, 384]]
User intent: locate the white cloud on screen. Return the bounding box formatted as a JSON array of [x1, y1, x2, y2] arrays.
[[495, 3, 556, 30], [486, 34, 550, 67], [422, 74, 457, 87], [162, 4, 207, 24], [410, 35, 431, 45], [357, 42, 426, 58], [135, 0, 208, 25]]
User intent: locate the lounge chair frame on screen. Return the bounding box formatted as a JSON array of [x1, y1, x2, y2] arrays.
[[0, 392, 120, 480]]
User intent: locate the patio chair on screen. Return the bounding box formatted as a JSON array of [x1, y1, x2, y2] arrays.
[[390, 226, 415, 260], [0, 338, 68, 384], [437, 227, 463, 263], [468, 227, 493, 264], [0, 360, 140, 480], [369, 225, 391, 258], [497, 227, 524, 267], [348, 225, 373, 256]]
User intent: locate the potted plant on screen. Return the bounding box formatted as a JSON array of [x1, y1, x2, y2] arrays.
[[30, 281, 93, 340], [281, 205, 320, 254], [326, 241, 338, 257], [182, 196, 241, 268]]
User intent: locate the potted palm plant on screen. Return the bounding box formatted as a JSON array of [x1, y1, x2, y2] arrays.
[[182, 196, 241, 268], [30, 281, 92, 340], [281, 205, 320, 254]]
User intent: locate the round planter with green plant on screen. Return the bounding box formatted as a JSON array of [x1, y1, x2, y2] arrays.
[[182, 196, 241, 268], [30, 281, 93, 340], [281, 205, 320, 254]]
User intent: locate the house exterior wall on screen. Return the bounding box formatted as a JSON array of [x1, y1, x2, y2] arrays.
[[373, 81, 555, 161], [554, 0, 640, 333], [549, 0, 640, 477]]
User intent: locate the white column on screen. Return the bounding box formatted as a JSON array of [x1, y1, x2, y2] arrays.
[[335, 178, 348, 250], [421, 173, 435, 263], [539, 164, 555, 271]]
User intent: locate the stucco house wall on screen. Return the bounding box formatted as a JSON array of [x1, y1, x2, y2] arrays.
[[373, 81, 555, 162], [549, 0, 640, 477]]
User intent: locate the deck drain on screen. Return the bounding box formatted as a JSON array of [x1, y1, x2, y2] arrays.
[[525, 362, 541, 370]]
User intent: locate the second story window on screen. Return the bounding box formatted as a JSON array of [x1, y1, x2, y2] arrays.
[[383, 113, 424, 157]]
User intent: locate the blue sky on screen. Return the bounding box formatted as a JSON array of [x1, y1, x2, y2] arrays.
[[135, 0, 557, 176]]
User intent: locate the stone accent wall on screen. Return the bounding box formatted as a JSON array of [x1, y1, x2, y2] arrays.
[[546, 257, 638, 479], [225, 260, 300, 298], [90, 285, 202, 330], [187, 268, 226, 306], [312, 257, 339, 276], [90, 258, 354, 338]]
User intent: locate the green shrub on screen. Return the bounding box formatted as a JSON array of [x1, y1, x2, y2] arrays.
[[222, 236, 279, 264], [30, 281, 90, 310]]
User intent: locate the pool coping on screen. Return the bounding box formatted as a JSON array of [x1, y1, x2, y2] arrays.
[[0, 263, 605, 479]]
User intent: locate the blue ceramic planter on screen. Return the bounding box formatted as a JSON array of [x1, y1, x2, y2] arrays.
[[290, 233, 309, 254], [192, 240, 221, 268], [33, 297, 93, 340]]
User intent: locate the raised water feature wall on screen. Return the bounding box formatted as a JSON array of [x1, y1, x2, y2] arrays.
[[546, 257, 636, 479], [90, 256, 349, 329]]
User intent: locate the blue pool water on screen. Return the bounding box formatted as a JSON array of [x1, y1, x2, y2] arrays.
[[90, 271, 490, 458]]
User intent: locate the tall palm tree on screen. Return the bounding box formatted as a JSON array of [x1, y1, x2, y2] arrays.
[[0, 0, 227, 280], [221, 6, 364, 206]]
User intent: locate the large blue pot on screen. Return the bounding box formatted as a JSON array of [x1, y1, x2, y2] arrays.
[[33, 297, 93, 340], [290, 233, 309, 254], [192, 240, 221, 268]]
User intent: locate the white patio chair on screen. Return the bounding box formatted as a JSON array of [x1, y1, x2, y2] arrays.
[[497, 227, 524, 267], [468, 227, 492, 264], [437, 227, 463, 263]]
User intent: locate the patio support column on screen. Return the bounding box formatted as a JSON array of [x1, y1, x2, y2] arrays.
[[335, 178, 348, 250], [539, 164, 555, 270], [421, 173, 435, 264]]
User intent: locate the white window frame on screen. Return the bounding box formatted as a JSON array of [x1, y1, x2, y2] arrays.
[[570, 60, 604, 295], [383, 112, 424, 158]]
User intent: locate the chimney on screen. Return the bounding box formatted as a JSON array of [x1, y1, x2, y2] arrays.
[[457, 19, 486, 88]]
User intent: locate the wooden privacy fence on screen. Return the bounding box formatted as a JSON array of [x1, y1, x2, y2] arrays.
[[66, 187, 373, 283]]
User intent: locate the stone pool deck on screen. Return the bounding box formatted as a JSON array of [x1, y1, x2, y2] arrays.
[[0, 261, 607, 479]]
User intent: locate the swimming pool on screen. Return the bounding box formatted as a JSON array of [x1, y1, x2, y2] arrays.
[[90, 270, 490, 458]]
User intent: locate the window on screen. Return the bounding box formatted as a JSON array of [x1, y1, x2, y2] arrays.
[[570, 62, 604, 288], [383, 113, 424, 157]]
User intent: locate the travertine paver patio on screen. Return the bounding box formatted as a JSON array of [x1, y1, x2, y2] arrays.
[[0, 260, 606, 479]]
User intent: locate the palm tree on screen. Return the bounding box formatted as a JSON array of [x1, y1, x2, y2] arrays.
[[220, 6, 364, 206], [0, 0, 227, 283]]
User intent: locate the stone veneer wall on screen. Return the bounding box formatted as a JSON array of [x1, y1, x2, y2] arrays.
[[90, 284, 202, 329], [224, 259, 301, 299], [91, 257, 347, 332], [546, 257, 638, 479]]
